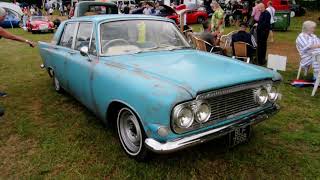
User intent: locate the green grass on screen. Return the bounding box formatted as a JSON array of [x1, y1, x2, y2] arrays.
[[0, 12, 320, 179]]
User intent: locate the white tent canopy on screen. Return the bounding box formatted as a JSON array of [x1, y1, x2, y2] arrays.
[[0, 2, 23, 17]]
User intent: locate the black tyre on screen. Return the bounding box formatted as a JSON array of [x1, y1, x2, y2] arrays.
[[117, 107, 149, 161], [197, 16, 205, 24]]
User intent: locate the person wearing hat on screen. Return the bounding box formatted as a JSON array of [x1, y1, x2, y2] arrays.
[[0, 7, 36, 117], [231, 22, 257, 60]]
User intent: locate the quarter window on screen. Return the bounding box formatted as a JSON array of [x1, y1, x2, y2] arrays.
[[59, 23, 77, 48]]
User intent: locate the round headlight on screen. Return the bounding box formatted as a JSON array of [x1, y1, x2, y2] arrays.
[[268, 86, 279, 102], [255, 88, 269, 105], [175, 107, 194, 128], [195, 103, 211, 123]]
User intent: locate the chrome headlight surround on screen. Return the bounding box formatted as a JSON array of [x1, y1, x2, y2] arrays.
[[172, 105, 195, 129], [254, 82, 281, 105], [254, 87, 269, 105], [172, 100, 211, 133], [195, 102, 211, 123], [266, 82, 281, 102]]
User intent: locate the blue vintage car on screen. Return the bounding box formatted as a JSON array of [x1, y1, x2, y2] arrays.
[[39, 15, 282, 160]]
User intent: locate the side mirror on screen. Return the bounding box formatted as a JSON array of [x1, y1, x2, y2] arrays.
[[80, 46, 89, 56]]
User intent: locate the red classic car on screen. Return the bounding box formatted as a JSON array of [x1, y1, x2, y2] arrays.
[[182, 9, 208, 24], [27, 16, 55, 34], [157, 5, 208, 24]]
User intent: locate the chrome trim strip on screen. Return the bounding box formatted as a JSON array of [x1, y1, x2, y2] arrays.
[[146, 105, 278, 154], [196, 80, 272, 100]]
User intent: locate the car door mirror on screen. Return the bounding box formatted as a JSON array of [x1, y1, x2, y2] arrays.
[[80, 46, 89, 56]]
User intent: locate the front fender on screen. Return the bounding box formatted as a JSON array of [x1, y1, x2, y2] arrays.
[[91, 61, 193, 141]]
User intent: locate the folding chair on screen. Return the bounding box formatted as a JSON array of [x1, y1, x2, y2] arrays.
[[296, 45, 309, 79], [311, 53, 320, 96], [195, 38, 222, 54], [297, 65, 309, 80], [232, 41, 253, 63], [187, 33, 198, 49], [220, 30, 238, 49]]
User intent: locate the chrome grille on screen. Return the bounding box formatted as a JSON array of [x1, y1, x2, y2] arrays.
[[207, 88, 259, 121], [172, 80, 272, 134]]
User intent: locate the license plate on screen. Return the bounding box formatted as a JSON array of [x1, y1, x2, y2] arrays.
[[229, 125, 251, 147], [39, 25, 48, 30]]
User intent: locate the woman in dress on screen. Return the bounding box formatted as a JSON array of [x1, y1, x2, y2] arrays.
[[296, 21, 320, 80]]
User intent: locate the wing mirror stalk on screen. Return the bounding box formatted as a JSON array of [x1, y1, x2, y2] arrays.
[[80, 46, 92, 62]]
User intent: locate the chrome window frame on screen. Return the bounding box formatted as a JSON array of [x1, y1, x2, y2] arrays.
[[74, 21, 95, 53]]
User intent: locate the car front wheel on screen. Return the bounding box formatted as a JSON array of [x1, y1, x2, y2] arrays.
[[117, 107, 149, 160], [197, 16, 205, 24]]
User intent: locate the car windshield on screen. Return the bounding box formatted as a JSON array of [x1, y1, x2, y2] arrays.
[[100, 20, 190, 56], [31, 16, 47, 21]]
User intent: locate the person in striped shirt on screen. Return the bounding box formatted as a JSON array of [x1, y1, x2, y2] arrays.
[[296, 21, 320, 80]]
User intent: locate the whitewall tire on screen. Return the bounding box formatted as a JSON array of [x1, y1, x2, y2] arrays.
[[117, 107, 149, 160]]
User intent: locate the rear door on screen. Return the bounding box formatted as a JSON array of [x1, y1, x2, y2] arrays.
[[54, 22, 78, 88], [41, 22, 78, 88]]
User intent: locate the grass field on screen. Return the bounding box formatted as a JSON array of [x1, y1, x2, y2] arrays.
[[0, 12, 320, 179]]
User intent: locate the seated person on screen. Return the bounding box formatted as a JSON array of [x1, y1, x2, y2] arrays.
[[296, 20, 320, 80], [199, 20, 217, 52], [231, 22, 257, 58]]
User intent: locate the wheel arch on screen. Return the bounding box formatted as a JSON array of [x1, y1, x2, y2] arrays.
[[105, 100, 145, 131]]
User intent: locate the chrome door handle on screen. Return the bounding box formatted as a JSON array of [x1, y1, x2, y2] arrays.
[[68, 51, 76, 55]]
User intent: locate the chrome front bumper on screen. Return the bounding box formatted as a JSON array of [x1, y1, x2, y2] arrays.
[[145, 105, 279, 154]]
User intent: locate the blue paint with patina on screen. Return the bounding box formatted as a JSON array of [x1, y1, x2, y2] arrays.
[[38, 15, 282, 142]]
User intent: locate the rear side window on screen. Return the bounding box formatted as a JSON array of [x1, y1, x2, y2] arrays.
[[59, 23, 77, 48], [75, 23, 93, 51]]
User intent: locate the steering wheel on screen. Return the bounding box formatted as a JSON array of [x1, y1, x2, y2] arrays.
[[102, 39, 130, 52]]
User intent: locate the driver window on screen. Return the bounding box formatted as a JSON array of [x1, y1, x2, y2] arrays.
[[75, 22, 93, 51]]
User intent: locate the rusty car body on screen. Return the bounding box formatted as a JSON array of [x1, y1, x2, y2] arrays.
[[38, 15, 282, 160]]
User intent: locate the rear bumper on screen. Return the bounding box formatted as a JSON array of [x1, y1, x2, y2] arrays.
[[145, 104, 279, 154]]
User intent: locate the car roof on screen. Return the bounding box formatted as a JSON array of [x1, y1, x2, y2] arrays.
[[66, 14, 174, 23]]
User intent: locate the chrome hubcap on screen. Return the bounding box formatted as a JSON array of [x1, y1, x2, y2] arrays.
[[118, 108, 142, 155]]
